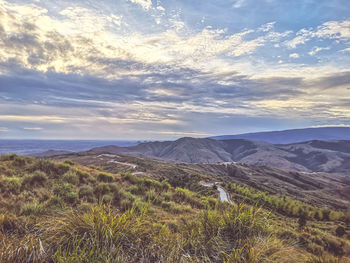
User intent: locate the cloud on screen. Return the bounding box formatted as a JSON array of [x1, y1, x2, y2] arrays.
[[314, 20, 350, 39], [258, 22, 276, 32], [285, 20, 350, 48], [232, 0, 246, 8], [285, 34, 310, 49], [0, 0, 349, 139], [308, 46, 330, 56], [0, 127, 8, 132], [23, 127, 43, 130], [129, 0, 153, 10], [339, 47, 350, 53], [289, 53, 299, 58]]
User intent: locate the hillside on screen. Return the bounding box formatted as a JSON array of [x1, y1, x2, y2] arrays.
[[210, 127, 350, 144], [89, 137, 350, 175], [49, 151, 350, 210], [1, 154, 350, 262]]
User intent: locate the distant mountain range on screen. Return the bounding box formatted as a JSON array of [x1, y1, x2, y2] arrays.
[[90, 137, 350, 175], [209, 127, 350, 144]]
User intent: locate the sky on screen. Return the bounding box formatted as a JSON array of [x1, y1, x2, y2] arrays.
[[0, 0, 349, 140]]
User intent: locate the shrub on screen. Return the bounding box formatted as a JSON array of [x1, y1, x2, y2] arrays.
[[28, 160, 70, 178], [335, 226, 346, 237], [20, 202, 45, 216], [63, 159, 75, 166], [76, 170, 89, 183], [94, 183, 111, 198], [0, 177, 21, 194], [45, 196, 65, 210], [121, 172, 140, 184], [22, 171, 47, 187], [98, 172, 113, 182], [323, 236, 345, 257], [79, 185, 94, 202], [102, 194, 113, 204], [53, 183, 78, 204], [161, 180, 171, 191], [63, 170, 79, 185]]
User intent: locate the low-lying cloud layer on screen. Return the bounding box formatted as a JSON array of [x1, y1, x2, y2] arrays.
[[0, 0, 349, 139]]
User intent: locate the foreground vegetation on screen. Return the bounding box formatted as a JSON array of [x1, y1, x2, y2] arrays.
[[225, 182, 350, 261], [0, 154, 349, 262]]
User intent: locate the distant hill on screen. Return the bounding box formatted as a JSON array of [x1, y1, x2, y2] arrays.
[[31, 149, 72, 157], [209, 127, 350, 144], [90, 137, 350, 175]]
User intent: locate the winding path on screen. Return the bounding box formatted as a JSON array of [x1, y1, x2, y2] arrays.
[[202, 182, 233, 204]]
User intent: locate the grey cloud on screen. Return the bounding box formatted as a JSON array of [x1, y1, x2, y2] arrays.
[[314, 71, 350, 89]]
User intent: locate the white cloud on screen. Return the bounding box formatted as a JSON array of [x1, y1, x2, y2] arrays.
[[339, 47, 350, 53], [23, 127, 43, 130], [156, 5, 165, 11], [258, 22, 276, 32], [289, 53, 299, 58], [285, 34, 310, 49], [285, 20, 350, 48], [308, 46, 330, 56], [0, 127, 8, 132], [129, 0, 152, 10], [232, 0, 246, 8], [314, 20, 350, 39]]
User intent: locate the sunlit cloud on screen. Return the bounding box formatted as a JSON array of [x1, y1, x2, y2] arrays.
[[0, 0, 349, 139], [23, 127, 43, 130]]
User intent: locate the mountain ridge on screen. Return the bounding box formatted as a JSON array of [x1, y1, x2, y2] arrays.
[[209, 127, 350, 144]]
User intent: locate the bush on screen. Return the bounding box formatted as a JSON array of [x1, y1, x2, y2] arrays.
[[20, 201, 45, 216], [102, 194, 114, 204], [28, 160, 70, 178], [94, 183, 111, 198], [76, 170, 89, 183], [53, 183, 78, 204], [79, 185, 94, 202], [121, 172, 140, 184], [45, 196, 65, 210], [63, 159, 75, 166], [98, 172, 114, 182], [0, 177, 21, 194], [22, 171, 47, 187], [335, 226, 346, 237], [63, 170, 79, 185]]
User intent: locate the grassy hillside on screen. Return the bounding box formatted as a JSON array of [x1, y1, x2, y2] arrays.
[[0, 154, 349, 262], [49, 152, 350, 210]]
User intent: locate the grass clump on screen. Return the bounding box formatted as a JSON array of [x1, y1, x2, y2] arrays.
[[63, 170, 79, 185], [0, 177, 21, 194], [97, 172, 114, 182], [21, 171, 47, 188], [53, 183, 78, 204]]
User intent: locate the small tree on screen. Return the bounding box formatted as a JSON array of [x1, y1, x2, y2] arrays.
[[335, 226, 346, 237]]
